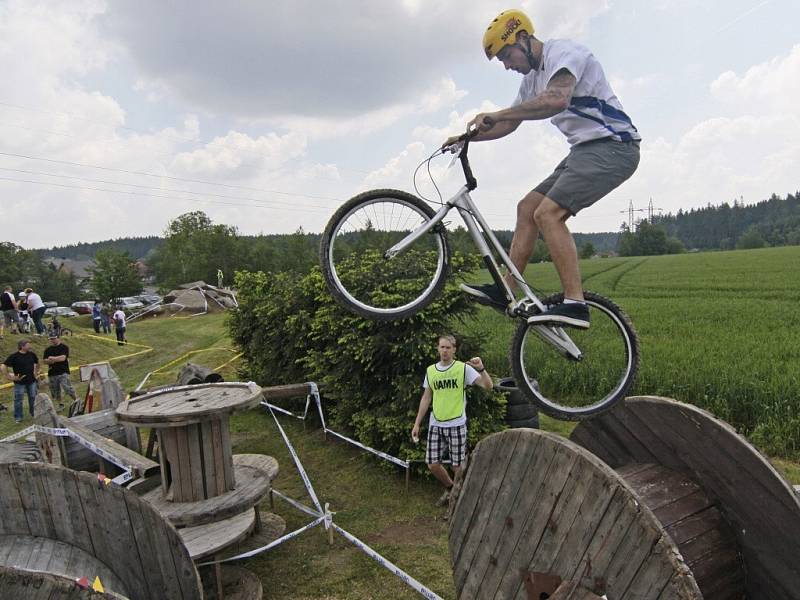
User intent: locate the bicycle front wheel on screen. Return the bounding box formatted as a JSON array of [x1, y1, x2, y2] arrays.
[[510, 292, 639, 420], [320, 189, 450, 320]]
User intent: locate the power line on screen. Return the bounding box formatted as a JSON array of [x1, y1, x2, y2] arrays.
[[0, 166, 335, 212], [0, 175, 333, 216], [0, 150, 342, 201]]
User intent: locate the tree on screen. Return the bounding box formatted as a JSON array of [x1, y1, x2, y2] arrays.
[[736, 226, 767, 249], [579, 241, 595, 259], [148, 211, 242, 289], [88, 249, 143, 302]]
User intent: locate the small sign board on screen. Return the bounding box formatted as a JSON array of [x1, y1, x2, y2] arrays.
[[79, 361, 112, 382]]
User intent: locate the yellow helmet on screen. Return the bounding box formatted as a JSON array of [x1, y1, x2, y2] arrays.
[[483, 9, 535, 60]]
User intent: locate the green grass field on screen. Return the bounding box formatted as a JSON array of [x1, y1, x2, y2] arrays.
[[0, 246, 798, 599], [464, 245, 800, 458]]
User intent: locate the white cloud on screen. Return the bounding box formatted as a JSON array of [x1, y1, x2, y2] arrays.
[[711, 43, 800, 112]]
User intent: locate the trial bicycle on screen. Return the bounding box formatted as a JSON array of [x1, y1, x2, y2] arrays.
[[319, 128, 639, 420]]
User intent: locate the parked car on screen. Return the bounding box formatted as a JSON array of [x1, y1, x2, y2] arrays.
[[137, 294, 162, 306], [71, 300, 95, 315], [45, 306, 79, 318], [43, 301, 58, 308], [116, 297, 144, 312]]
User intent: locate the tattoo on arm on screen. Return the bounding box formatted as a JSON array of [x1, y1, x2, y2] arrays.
[[543, 68, 577, 109]]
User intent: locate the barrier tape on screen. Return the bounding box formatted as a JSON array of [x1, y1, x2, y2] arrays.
[[197, 515, 327, 566], [261, 383, 410, 469], [1, 424, 134, 484], [332, 524, 443, 600], [271, 488, 323, 519], [267, 403, 324, 515]]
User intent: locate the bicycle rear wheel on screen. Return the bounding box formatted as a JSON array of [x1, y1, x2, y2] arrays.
[[509, 292, 639, 420], [320, 189, 450, 320]]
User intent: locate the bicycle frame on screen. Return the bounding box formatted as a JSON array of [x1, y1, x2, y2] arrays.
[[386, 183, 583, 361]]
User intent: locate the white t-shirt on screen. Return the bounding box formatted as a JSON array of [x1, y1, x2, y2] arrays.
[[512, 39, 641, 146], [26, 292, 44, 311], [112, 310, 126, 328], [422, 361, 481, 428]]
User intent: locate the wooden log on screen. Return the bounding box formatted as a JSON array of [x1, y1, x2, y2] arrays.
[[56, 416, 160, 478]]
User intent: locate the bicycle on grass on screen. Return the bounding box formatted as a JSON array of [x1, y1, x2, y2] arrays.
[[319, 127, 639, 420], [46, 315, 72, 338]]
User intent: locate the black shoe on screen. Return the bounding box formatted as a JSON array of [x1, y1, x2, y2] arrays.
[[527, 301, 590, 329], [460, 283, 509, 310]]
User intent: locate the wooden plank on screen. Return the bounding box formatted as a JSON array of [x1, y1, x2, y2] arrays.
[[123, 489, 176, 598], [623, 536, 698, 599], [0, 464, 30, 535], [451, 431, 521, 586], [173, 426, 194, 502], [457, 430, 540, 597], [161, 429, 181, 500], [58, 418, 159, 477], [490, 441, 580, 600], [156, 429, 170, 496], [210, 418, 227, 496], [40, 467, 94, 554], [511, 461, 617, 600], [200, 420, 216, 498], [179, 508, 256, 559], [140, 461, 271, 527], [260, 383, 311, 400], [13, 462, 57, 539], [186, 424, 206, 500], [218, 416, 235, 491]]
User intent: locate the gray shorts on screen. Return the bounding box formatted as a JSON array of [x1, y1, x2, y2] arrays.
[[3, 309, 19, 328], [534, 137, 641, 215]]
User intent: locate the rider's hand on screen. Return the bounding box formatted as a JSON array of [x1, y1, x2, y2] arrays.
[[468, 113, 497, 133], [441, 135, 462, 151]]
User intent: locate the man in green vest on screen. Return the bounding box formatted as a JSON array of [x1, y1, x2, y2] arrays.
[[412, 334, 492, 506]]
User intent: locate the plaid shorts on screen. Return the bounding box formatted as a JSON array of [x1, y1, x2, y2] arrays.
[[426, 423, 467, 466]]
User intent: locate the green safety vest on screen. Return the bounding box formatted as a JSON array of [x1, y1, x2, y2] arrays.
[[427, 361, 466, 422]]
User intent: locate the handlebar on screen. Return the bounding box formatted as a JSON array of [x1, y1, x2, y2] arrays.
[[442, 117, 495, 192]]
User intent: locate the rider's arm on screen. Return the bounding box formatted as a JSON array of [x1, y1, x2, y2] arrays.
[[412, 386, 432, 438], [492, 69, 577, 123], [470, 119, 521, 141]]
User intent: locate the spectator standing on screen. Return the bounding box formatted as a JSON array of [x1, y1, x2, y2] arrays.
[[112, 307, 127, 345], [17, 292, 30, 334], [100, 303, 111, 334], [91, 300, 102, 334], [1, 285, 19, 339], [2, 339, 40, 423], [411, 335, 493, 506], [43, 333, 77, 411], [25, 288, 46, 335]]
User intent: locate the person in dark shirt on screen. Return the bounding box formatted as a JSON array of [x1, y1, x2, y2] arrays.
[[1, 285, 19, 338], [43, 333, 77, 411], [2, 339, 40, 423]]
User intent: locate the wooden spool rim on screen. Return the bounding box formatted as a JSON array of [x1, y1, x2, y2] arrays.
[[570, 395, 800, 599], [449, 428, 702, 598], [116, 382, 262, 426], [141, 459, 272, 527]]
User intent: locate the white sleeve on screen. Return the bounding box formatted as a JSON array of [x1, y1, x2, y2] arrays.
[[422, 374, 429, 389], [545, 40, 590, 85], [464, 364, 481, 385]]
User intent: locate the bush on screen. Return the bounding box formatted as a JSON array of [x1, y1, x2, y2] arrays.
[[229, 252, 507, 465]]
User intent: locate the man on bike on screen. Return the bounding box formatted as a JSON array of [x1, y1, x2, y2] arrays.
[[450, 9, 641, 329]]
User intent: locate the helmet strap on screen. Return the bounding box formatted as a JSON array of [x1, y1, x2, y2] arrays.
[[522, 38, 539, 70]]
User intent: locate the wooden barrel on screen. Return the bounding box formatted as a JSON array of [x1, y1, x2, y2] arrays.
[[571, 395, 800, 600], [449, 428, 704, 599]]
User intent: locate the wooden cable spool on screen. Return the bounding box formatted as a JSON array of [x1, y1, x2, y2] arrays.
[[449, 396, 800, 599]]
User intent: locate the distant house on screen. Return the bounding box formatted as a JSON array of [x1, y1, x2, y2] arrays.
[[45, 257, 96, 290]]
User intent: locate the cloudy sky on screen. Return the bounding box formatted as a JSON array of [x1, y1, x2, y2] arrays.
[[1, 0, 798, 249]]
